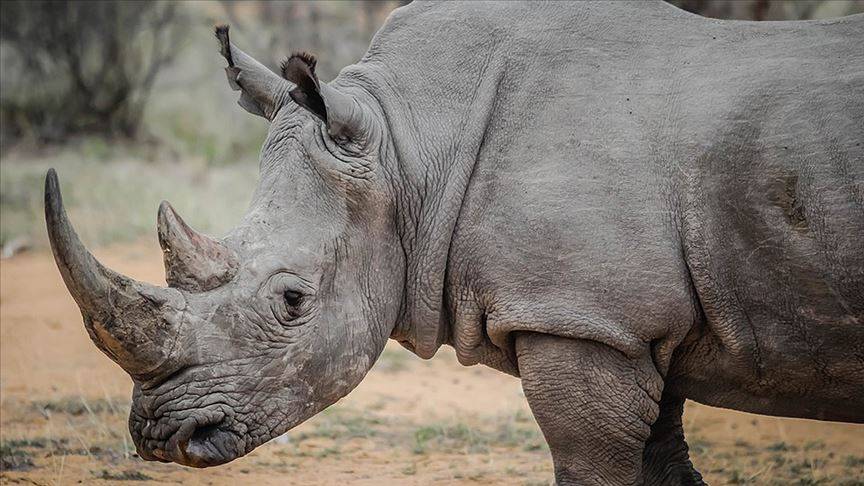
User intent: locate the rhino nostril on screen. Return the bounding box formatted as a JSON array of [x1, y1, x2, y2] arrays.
[[189, 422, 222, 444]]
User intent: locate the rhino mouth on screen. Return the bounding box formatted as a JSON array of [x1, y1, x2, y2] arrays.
[[137, 411, 247, 468], [177, 417, 244, 468]]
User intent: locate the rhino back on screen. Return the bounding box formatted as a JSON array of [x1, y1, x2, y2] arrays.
[[347, 2, 863, 418], [366, 2, 864, 418]]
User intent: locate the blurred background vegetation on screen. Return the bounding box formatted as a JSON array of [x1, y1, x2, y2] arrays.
[[1, 0, 862, 255]]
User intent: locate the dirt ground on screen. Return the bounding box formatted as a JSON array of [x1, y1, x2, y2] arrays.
[[1, 243, 862, 485]]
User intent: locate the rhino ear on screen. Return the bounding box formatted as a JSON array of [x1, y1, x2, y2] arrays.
[[281, 53, 370, 142], [215, 25, 290, 121]]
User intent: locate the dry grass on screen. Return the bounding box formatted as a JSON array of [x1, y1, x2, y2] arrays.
[[0, 146, 259, 249], [2, 371, 862, 485]]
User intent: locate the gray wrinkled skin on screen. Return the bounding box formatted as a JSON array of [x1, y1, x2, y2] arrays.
[[44, 2, 863, 484]]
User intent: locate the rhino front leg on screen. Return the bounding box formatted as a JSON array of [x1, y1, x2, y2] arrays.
[[516, 332, 664, 486]]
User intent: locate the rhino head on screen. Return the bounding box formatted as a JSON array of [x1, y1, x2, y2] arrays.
[[44, 26, 404, 467]]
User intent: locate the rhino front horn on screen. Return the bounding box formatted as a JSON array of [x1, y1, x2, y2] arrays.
[[44, 169, 183, 378], [157, 201, 237, 292]]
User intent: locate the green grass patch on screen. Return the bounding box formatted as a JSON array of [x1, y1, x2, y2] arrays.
[[413, 413, 544, 455], [292, 408, 385, 443], [93, 469, 153, 481], [843, 455, 864, 468], [0, 441, 35, 471], [767, 441, 796, 452]]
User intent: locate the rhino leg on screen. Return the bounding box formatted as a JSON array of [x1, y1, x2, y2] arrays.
[[642, 395, 705, 485], [516, 333, 663, 486]]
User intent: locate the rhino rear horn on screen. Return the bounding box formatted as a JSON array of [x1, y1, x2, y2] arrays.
[[157, 201, 238, 292], [45, 169, 182, 378]]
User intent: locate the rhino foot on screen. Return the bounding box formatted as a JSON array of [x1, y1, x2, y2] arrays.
[[642, 395, 705, 486]]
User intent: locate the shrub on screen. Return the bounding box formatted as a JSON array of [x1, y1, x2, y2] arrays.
[[0, 1, 184, 144]]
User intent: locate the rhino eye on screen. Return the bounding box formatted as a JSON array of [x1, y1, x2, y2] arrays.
[[266, 273, 313, 326], [283, 289, 303, 308]]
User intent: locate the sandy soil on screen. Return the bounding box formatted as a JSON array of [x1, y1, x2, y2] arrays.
[[1, 243, 862, 485]]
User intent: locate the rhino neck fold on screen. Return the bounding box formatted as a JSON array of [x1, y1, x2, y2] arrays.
[[340, 15, 507, 358]]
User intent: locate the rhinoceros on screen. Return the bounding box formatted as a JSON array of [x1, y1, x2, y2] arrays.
[[44, 1, 863, 484]]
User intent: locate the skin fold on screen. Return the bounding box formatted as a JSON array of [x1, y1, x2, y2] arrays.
[[45, 2, 863, 484]]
